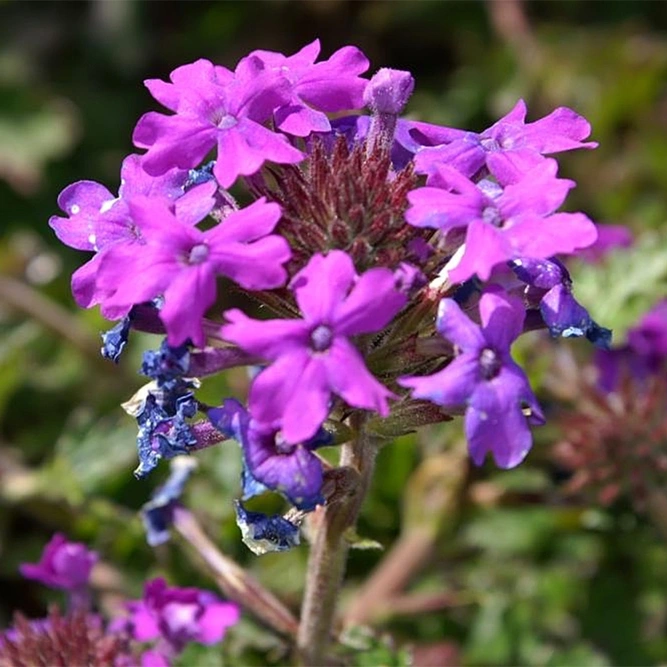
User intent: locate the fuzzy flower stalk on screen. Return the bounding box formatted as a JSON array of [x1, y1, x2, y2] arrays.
[[50, 38, 608, 663]]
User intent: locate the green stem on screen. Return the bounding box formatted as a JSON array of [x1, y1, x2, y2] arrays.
[[296, 416, 379, 665]]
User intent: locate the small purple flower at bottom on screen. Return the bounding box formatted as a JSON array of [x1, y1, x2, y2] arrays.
[[20, 534, 98, 592], [220, 251, 406, 444], [115, 578, 239, 658], [400, 288, 544, 469]]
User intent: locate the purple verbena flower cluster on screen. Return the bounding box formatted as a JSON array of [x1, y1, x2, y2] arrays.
[[50, 39, 609, 550], [8, 534, 240, 667]]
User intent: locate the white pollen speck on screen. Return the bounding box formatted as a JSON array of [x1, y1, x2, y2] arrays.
[[88, 233, 97, 249], [70, 204, 80, 214]]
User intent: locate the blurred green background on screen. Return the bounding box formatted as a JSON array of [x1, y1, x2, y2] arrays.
[[1, 1, 667, 664]]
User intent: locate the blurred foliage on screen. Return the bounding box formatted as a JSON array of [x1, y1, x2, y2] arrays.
[[1, 0, 667, 665]]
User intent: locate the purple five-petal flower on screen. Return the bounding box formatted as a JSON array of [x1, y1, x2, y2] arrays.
[[406, 159, 597, 282], [400, 288, 544, 468], [133, 58, 304, 188], [414, 98, 598, 184], [96, 196, 290, 346], [118, 578, 239, 656], [248, 39, 369, 136], [221, 250, 406, 443], [49, 154, 215, 319]]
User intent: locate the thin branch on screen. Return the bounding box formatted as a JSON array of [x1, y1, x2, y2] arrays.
[[172, 507, 299, 638]]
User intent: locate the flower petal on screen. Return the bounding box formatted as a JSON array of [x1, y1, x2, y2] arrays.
[[333, 267, 406, 335], [435, 298, 485, 351], [220, 309, 309, 359], [399, 353, 479, 407], [465, 365, 541, 468], [324, 338, 395, 415], [478, 288, 525, 352], [291, 251, 356, 323]]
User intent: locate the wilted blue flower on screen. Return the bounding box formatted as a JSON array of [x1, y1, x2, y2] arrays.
[[234, 501, 300, 555]]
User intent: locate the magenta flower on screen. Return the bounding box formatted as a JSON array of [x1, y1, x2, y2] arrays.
[[118, 578, 239, 656], [20, 533, 98, 592], [221, 251, 406, 443], [49, 155, 216, 318], [414, 99, 597, 184], [400, 288, 544, 468], [248, 39, 369, 136], [406, 159, 597, 281], [133, 58, 304, 188], [96, 196, 290, 346]]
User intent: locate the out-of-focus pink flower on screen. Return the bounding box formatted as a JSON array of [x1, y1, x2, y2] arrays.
[[20, 534, 97, 592]]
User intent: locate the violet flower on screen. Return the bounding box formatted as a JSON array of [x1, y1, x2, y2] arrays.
[[414, 98, 598, 184], [511, 257, 611, 347], [133, 58, 304, 188], [248, 39, 369, 136], [209, 398, 332, 510], [20, 534, 98, 592], [400, 288, 544, 468], [117, 578, 239, 658], [578, 223, 633, 263], [49, 154, 215, 319], [627, 298, 667, 363], [406, 159, 597, 282], [220, 251, 406, 443], [96, 196, 290, 346]]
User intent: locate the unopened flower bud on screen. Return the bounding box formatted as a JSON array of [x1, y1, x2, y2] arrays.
[[364, 68, 415, 115]]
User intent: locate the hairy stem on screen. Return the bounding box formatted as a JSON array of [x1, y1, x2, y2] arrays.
[[297, 416, 379, 665], [173, 507, 298, 638]]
